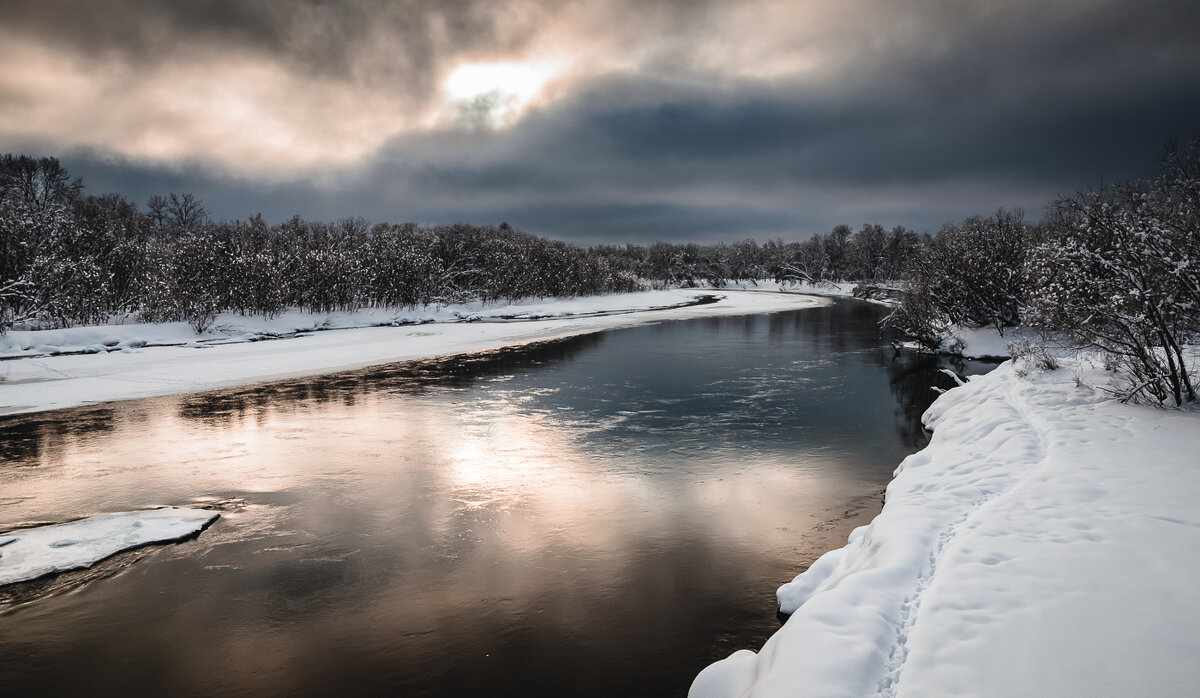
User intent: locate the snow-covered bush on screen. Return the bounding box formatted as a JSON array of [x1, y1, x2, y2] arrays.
[[884, 209, 1032, 348], [1028, 135, 1200, 406], [1007, 337, 1059, 377]]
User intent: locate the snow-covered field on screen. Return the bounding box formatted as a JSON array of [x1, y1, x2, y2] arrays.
[[0, 509, 218, 586], [0, 289, 828, 415], [691, 359, 1200, 697]]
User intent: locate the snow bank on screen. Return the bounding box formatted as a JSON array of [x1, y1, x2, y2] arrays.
[[692, 360, 1200, 698], [702, 280, 859, 296], [0, 509, 219, 586], [0, 289, 828, 415], [0, 291, 729, 359], [932, 325, 1041, 360], [699, 280, 897, 305]]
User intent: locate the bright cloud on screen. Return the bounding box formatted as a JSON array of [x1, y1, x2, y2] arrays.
[[0, 0, 873, 173], [1, 0, 1197, 239], [440, 60, 565, 128]]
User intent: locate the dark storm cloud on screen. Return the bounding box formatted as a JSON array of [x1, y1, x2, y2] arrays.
[[1, 0, 545, 112], [1, 0, 716, 90], [330, 27, 1200, 243], [6, 1, 512, 71], [64, 64, 1200, 244], [14, 0, 1200, 242]]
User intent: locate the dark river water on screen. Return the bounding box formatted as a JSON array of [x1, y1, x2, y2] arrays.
[[0, 299, 991, 697]]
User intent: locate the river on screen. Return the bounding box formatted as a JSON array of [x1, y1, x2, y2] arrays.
[[0, 298, 991, 697]]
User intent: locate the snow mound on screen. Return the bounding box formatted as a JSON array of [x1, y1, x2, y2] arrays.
[[692, 360, 1200, 698], [0, 509, 218, 586], [932, 324, 1044, 360]]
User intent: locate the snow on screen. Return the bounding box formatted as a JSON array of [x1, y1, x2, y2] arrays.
[[700, 280, 896, 305], [0, 509, 219, 586], [0, 289, 829, 415], [893, 325, 1035, 360], [0, 291, 734, 359], [933, 325, 1036, 360], [691, 359, 1200, 698]]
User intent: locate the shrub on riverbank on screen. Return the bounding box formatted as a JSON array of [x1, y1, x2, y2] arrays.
[[884, 133, 1200, 406], [1028, 135, 1200, 405], [882, 209, 1034, 348]]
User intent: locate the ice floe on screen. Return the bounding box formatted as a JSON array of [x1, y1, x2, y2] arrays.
[[0, 509, 219, 586]]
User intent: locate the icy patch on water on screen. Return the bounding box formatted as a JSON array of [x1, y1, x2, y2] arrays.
[[0, 509, 218, 586]]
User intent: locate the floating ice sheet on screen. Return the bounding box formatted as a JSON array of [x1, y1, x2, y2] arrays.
[[0, 509, 218, 586]]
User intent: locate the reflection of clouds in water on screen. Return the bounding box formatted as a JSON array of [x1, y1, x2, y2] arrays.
[[0, 302, 988, 696]]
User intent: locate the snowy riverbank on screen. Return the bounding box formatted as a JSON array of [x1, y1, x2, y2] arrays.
[[692, 359, 1200, 698], [0, 289, 828, 415], [700, 280, 897, 306]]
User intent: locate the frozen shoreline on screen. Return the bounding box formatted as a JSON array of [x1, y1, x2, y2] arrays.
[[0, 289, 829, 415], [691, 359, 1200, 697]]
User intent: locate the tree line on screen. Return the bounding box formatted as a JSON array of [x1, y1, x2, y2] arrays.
[[3, 131, 1197, 405], [0, 153, 928, 337], [0, 156, 639, 333], [591, 224, 921, 288]]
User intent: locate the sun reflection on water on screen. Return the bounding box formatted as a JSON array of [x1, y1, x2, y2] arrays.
[[0, 305, 978, 696]]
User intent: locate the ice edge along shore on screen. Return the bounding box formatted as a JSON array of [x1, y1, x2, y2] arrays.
[[691, 359, 1200, 698]]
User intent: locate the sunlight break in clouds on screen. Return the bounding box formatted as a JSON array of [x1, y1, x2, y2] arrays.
[[0, 0, 850, 176], [2, 0, 1198, 236], [440, 60, 565, 128]]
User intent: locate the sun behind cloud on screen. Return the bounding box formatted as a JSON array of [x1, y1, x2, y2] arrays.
[[441, 60, 563, 128]]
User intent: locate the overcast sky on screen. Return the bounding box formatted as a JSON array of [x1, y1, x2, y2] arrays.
[[2, 0, 1198, 244]]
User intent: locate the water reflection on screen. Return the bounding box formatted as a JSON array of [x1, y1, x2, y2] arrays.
[[0, 406, 116, 463], [0, 300, 992, 697], [176, 332, 607, 427], [884, 350, 994, 448]]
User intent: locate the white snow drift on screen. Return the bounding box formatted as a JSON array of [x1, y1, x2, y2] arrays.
[[0, 509, 219, 586], [692, 359, 1200, 698], [0, 290, 828, 415]]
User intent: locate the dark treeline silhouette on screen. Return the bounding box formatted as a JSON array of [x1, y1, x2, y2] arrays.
[[0, 155, 639, 332], [591, 224, 921, 288]]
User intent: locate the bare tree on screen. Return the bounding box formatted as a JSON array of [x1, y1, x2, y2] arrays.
[[884, 210, 1030, 347], [147, 192, 209, 230], [0, 154, 82, 212]]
